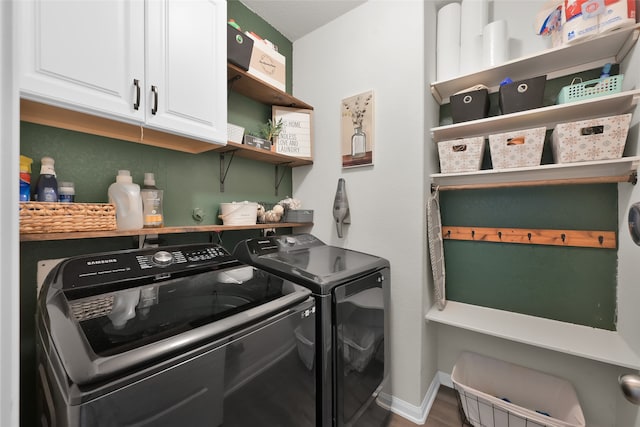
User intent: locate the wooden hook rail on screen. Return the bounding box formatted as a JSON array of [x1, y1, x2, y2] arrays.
[[442, 226, 616, 249]]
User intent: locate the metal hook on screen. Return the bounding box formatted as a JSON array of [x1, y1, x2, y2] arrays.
[[598, 235, 604, 245], [498, 231, 502, 239], [528, 232, 532, 241], [471, 230, 475, 238], [561, 233, 566, 242]]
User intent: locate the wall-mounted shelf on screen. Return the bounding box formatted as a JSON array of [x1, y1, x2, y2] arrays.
[[21, 99, 314, 170], [227, 63, 313, 110], [431, 156, 640, 190], [430, 24, 640, 104], [425, 301, 640, 370], [218, 141, 313, 167], [20, 222, 313, 242], [431, 90, 640, 143]]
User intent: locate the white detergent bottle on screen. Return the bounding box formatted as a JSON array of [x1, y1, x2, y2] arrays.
[[108, 170, 143, 230]]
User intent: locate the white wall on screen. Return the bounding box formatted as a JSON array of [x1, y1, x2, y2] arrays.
[[292, 0, 439, 419], [294, 0, 640, 425], [1, 1, 20, 426]]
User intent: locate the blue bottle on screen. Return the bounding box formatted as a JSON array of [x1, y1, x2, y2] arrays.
[[35, 157, 58, 202]]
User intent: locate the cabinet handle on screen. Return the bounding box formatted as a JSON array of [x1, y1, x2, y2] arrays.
[[133, 79, 141, 110], [151, 85, 158, 115]]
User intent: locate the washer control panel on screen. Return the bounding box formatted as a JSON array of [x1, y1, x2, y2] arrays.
[[60, 244, 237, 294], [136, 246, 230, 269]]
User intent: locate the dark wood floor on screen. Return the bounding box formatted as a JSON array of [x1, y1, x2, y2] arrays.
[[387, 386, 465, 427]]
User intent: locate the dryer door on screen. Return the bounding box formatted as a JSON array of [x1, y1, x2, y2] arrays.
[[333, 267, 389, 427]]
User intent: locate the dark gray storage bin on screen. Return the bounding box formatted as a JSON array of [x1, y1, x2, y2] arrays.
[[499, 75, 546, 115], [227, 26, 253, 71], [451, 88, 489, 123]]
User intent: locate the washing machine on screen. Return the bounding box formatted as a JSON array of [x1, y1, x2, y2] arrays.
[[36, 243, 316, 427], [233, 233, 391, 427]]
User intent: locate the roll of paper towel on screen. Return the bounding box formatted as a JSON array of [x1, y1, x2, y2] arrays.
[[460, 0, 488, 74], [436, 2, 461, 81], [483, 20, 508, 67]]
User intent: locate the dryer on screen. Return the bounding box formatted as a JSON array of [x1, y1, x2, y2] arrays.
[[234, 233, 391, 427]]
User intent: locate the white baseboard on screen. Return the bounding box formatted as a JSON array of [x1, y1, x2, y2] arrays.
[[382, 370, 452, 424]]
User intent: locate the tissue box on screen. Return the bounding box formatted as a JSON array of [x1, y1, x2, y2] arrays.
[[489, 127, 546, 169], [227, 26, 254, 71], [247, 34, 286, 92], [450, 89, 490, 123], [437, 137, 486, 173], [499, 76, 546, 114], [551, 113, 631, 163]]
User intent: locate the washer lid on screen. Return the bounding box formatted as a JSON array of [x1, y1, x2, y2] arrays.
[[40, 248, 311, 386]]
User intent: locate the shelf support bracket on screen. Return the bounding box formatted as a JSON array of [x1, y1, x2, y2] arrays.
[[227, 75, 241, 100], [630, 171, 637, 185], [275, 164, 290, 196], [219, 151, 236, 192]]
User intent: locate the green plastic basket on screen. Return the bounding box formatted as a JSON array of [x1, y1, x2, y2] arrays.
[[557, 75, 623, 104]]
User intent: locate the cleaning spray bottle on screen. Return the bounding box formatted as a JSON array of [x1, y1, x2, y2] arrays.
[[141, 172, 164, 228], [108, 170, 143, 230], [19, 155, 33, 201]]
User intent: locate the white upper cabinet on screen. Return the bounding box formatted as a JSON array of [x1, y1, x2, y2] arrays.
[[145, 0, 227, 144], [18, 0, 145, 122], [17, 0, 227, 146]]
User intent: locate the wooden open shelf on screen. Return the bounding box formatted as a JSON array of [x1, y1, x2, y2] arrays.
[[218, 141, 312, 167], [227, 63, 313, 110], [20, 222, 313, 242]]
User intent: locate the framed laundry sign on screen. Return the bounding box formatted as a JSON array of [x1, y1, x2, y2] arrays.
[[272, 106, 314, 160]]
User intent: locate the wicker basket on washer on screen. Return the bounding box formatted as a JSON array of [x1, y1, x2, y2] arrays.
[[19, 202, 117, 234]]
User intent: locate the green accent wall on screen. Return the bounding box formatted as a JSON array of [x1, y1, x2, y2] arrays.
[[439, 185, 618, 330], [19, 4, 295, 425], [227, 0, 293, 138]]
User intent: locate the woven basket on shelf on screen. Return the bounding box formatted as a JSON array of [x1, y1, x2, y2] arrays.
[[19, 202, 117, 234]]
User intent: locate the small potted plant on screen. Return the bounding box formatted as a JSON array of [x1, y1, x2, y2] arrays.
[[260, 118, 283, 152]]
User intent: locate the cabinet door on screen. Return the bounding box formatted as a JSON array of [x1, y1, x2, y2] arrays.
[[17, 0, 145, 123], [146, 0, 227, 145]]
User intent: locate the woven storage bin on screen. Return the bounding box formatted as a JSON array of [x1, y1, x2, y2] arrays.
[[557, 75, 623, 104], [489, 127, 546, 170], [438, 137, 485, 173], [551, 113, 631, 163], [20, 202, 116, 234]]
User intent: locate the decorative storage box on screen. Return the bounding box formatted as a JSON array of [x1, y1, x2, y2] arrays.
[[437, 137, 485, 173], [557, 75, 624, 104], [19, 202, 116, 234], [452, 352, 585, 427], [450, 88, 490, 123], [489, 127, 546, 169], [246, 33, 286, 92], [227, 25, 254, 71], [243, 134, 271, 150], [551, 113, 632, 163], [499, 75, 546, 114]]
